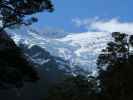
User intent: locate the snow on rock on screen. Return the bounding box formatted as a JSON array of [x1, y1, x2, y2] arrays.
[[8, 26, 112, 73]]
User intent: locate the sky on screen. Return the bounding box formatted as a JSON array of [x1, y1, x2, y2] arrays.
[[32, 0, 133, 33]]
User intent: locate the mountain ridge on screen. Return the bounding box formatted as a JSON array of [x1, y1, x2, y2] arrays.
[[8, 26, 112, 73]]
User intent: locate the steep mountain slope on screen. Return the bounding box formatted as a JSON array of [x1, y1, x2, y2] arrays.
[[17, 44, 71, 100], [19, 43, 71, 74], [55, 32, 111, 72], [0, 26, 112, 100], [0, 37, 72, 100], [8, 26, 111, 74]]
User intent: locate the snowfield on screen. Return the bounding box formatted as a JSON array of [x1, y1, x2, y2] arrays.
[[8, 26, 112, 72]]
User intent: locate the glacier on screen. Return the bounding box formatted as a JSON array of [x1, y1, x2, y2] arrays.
[[7, 26, 112, 73]]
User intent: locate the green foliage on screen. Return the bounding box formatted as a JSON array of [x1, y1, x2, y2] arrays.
[[43, 32, 133, 100], [0, 0, 54, 30], [0, 0, 54, 90], [0, 31, 39, 89], [97, 32, 129, 68], [97, 32, 133, 100], [45, 75, 99, 100]]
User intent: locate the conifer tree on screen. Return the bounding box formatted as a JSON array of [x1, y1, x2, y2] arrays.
[[0, 0, 53, 31], [97, 32, 133, 100], [0, 0, 54, 89]]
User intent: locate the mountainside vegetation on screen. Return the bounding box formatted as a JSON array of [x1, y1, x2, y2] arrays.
[[45, 32, 133, 100], [0, 0, 53, 31], [0, 0, 54, 94], [0, 31, 39, 90], [97, 32, 133, 100]]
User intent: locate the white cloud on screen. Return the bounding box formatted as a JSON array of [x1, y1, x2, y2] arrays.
[[72, 17, 133, 34], [72, 17, 99, 29], [72, 18, 83, 27]]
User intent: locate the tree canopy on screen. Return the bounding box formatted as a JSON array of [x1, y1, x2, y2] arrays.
[[0, 0, 54, 90], [0, 31, 39, 90], [97, 32, 133, 100], [0, 0, 54, 31], [45, 32, 133, 100], [45, 75, 99, 100]]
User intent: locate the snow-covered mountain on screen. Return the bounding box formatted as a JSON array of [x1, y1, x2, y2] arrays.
[[19, 43, 71, 73], [7, 26, 112, 74]]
